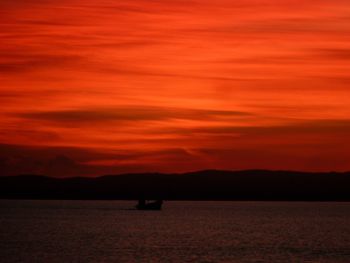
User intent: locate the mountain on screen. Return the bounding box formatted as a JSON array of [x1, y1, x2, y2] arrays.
[[0, 170, 349, 201]]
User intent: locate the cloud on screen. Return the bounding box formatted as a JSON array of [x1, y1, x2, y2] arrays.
[[0, 128, 61, 145], [159, 119, 350, 137], [0, 143, 128, 162], [0, 143, 135, 176], [0, 53, 83, 73], [315, 48, 350, 60], [14, 106, 251, 124], [0, 143, 204, 176]]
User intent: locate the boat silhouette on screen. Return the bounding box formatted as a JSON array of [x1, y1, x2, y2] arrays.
[[136, 199, 163, 210]]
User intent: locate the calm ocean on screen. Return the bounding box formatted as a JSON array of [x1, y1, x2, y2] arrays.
[[1, 200, 350, 262]]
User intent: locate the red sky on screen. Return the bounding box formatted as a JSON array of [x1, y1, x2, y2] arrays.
[[1, 0, 350, 176]]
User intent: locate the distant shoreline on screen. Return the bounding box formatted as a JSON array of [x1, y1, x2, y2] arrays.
[[1, 199, 350, 202], [1, 170, 350, 201]]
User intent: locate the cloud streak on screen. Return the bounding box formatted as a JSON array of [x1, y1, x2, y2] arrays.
[[15, 106, 251, 123]]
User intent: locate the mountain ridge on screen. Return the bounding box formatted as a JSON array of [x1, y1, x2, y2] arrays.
[[1, 170, 350, 201]]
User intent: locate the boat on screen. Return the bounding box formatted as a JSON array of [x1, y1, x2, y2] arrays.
[[136, 199, 163, 210]]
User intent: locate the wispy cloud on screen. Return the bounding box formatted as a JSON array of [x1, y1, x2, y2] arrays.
[[0, 54, 83, 73], [15, 106, 251, 123]]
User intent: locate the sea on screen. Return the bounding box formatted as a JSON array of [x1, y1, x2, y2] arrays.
[[1, 200, 350, 262]]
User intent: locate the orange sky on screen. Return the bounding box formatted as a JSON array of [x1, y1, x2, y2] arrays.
[[1, 0, 350, 176]]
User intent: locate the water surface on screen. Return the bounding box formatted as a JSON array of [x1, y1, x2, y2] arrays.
[[1, 200, 350, 262]]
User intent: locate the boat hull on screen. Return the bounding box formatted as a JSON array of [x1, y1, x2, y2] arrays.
[[136, 200, 163, 210]]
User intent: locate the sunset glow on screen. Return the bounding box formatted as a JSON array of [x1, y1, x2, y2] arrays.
[[1, 0, 350, 176]]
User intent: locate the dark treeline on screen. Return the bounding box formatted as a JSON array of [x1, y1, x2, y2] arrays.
[[0, 170, 350, 201]]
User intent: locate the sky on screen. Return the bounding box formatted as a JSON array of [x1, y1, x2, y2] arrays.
[[1, 0, 350, 176]]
